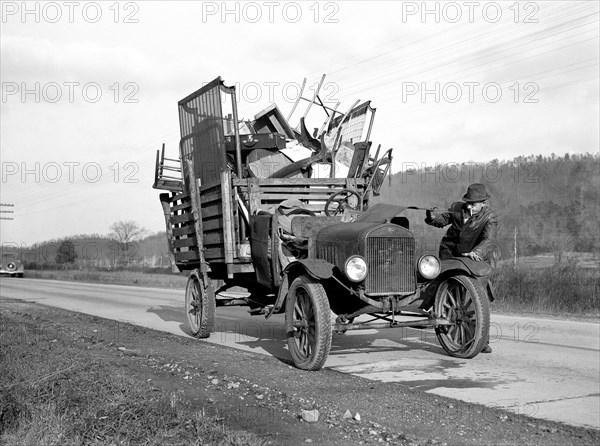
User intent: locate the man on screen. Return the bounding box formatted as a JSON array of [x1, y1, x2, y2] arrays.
[[425, 183, 498, 353], [425, 183, 498, 263]]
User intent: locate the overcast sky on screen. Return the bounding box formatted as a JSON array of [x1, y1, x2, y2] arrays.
[[1, 0, 598, 246]]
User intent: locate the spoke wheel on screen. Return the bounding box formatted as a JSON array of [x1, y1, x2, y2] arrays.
[[185, 269, 215, 338], [285, 275, 332, 371], [434, 275, 489, 358]]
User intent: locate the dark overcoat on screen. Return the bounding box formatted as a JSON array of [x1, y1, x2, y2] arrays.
[[425, 202, 498, 261]]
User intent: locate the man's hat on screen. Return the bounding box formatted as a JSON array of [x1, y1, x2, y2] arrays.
[[462, 183, 490, 203]]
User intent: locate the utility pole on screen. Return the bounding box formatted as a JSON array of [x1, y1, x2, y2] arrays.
[[513, 227, 517, 269], [0, 203, 14, 220]]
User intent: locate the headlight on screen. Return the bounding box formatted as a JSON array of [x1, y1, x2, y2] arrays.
[[418, 255, 441, 280], [345, 256, 368, 282]]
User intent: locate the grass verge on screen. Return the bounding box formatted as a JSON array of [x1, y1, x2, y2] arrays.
[[491, 262, 599, 316], [22, 269, 188, 289], [0, 312, 266, 446]]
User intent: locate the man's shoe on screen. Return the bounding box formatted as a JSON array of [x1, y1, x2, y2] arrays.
[[481, 344, 492, 354]]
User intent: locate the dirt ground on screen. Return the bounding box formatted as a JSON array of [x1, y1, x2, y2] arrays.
[[1, 297, 598, 446]]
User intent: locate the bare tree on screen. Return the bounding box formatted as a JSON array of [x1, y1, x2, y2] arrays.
[[548, 232, 574, 264], [109, 221, 147, 267]]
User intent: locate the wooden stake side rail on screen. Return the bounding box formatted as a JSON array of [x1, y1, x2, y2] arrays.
[[259, 193, 339, 201], [232, 178, 366, 187], [197, 180, 228, 263], [172, 225, 196, 237], [162, 175, 254, 273], [163, 188, 228, 268], [165, 193, 201, 265], [233, 177, 367, 215]]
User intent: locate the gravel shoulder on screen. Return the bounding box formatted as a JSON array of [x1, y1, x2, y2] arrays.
[[1, 297, 598, 446]]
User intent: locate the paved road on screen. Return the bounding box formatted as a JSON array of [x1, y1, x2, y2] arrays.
[[2, 277, 598, 429]]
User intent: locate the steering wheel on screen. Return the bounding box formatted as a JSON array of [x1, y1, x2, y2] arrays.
[[324, 189, 361, 217]]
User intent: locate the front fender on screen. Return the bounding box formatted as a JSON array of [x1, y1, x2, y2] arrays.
[[265, 259, 335, 319], [290, 259, 336, 280], [440, 258, 492, 277], [420, 258, 494, 309]]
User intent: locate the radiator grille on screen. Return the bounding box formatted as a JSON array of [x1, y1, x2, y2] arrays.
[[365, 237, 415, 295]]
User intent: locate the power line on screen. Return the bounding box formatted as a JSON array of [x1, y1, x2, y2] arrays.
[[0, 203, 15, 220]]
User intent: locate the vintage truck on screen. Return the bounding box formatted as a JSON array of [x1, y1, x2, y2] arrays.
[[0, 252, 24, 278], [153, 77, 492, 370]]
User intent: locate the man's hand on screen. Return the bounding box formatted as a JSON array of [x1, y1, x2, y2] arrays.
[[462, 252, 483, 262], [425, 207, 437, 220]]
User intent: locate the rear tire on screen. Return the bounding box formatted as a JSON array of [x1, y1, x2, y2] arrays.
[[285, 275, 332, 371], [185, 269, 215, 338], [434, 275, 489, 358]]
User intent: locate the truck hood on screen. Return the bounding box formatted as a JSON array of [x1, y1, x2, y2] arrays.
[[356, 203, 407, 223]]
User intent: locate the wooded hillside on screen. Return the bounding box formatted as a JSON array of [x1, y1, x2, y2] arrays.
[[378, 153, 600, 261]]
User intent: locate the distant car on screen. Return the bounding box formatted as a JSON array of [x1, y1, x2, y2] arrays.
[[0, 253, 24, 277]]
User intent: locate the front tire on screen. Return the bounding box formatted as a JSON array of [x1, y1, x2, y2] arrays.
[[285, 275, 332, 371], [185, 269, 215, 338], [434, 275, 490, 358]]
